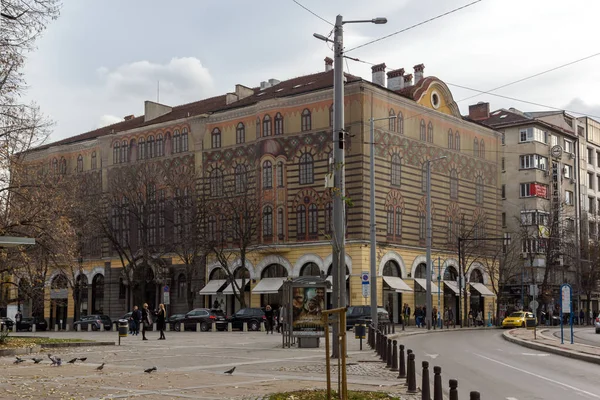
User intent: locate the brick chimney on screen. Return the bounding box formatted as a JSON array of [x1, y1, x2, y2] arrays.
[[468, 102, 490, 121], [413, 64, 425, 84], [403, 73, 413, 87], [371, 63, 386, 87], [124, 115, 135, 121], [324, 57, 333, 72], [386, 68, 405, 90]]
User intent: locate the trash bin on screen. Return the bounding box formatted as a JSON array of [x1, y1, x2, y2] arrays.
[[118, 319, 128, 338], [354, 323, 366, 339]]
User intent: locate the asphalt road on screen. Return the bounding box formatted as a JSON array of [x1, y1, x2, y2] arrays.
[[399, 329, 600, 400], [549, 326, 600, 347]]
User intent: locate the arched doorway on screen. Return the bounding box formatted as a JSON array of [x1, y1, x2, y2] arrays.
[[258, 264, 288, 308], [414, 263, 427, 312], [91, 274, 104, 314], [469, 269, 484, 324], [327, 264, 350, 309], [75, 274, 89, 320], [50, 274, 69, 330], [443, 265, 459, 325], [382, 260, 403, 324]]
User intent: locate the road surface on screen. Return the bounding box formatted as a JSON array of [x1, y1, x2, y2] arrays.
[[400, 329, 600, 400]]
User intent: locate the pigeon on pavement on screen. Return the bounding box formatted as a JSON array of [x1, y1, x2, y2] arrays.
[[223, 366, 236, 375], [14, 357, 24, 364], [144, 367, 157, 373], [67, 358, 78, 364], [31, 358, 43, 364], [96, 363, 105, 371], [48, 355, 62, 367], [77, 357, 87, 362]]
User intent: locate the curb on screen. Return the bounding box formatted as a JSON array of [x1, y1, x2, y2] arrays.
[[502, 330, 600, 365], [0, 345, 41, 357], [40, 341, 115, 348], [390, 326, 499, 339]]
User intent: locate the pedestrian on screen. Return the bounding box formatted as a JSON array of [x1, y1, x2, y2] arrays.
[[448, 307, 455, 328], [476, 310, 483, 327], [432, 306, 438, 328], [156, 303, 166, 340], [579, 309, 585, 326], [141, 303, 152, 340], [128, 307, 136, 334], [404, 304, 411, 327], [134, 305, 142, 335], [212, 299, 219, 309], [265, 305, 274, 334], [468, 309, 474, 327], [590, 309, 594, 326], [15, 310, 22, 332]]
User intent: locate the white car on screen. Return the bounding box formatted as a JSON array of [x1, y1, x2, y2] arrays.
[[595, 313, 600, 334]]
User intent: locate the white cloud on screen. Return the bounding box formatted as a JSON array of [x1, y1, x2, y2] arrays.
[[563, 98, 600, 119], [96, 114, 122, 129]]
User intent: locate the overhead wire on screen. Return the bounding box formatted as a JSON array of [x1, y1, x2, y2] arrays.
[[291, 0, 333, 26]]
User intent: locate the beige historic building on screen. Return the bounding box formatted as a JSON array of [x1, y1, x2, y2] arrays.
[[12, 59, 501, 327]]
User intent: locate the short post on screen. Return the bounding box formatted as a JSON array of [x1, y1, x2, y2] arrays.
[[196, 322, 201, 332], [407, 353, 417, 393], [391, 340, 398, 371], [180, 322, 185, 332], [470, 392, 480, 400], [65, 324, 70, 332], [261, 321, 266, 332], [100, 324, 104, 332], [153, 322, 157, 331], [211, 322, 216, 332], [381, 335, 387, 361], [166, 324, 170, 332], [433, 366, 442, 400], [55, 324, 59, 332], [31, 324, 36, 333], [398, 344, 406, 379], [228, 322, 232, 332], [449, 379, 459, 400], [375, 331, 380, 356], [87, 324, 91, 332], [368, 325, 373, 348], [11, 324, 16, 333], [422, 361, 431, 400], [386, 338, 393, 368], [77, 324, 81, 332], [392, 323, 395, 334], [243, 322, 248, 332]]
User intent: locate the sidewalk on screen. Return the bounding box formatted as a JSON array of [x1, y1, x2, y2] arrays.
[[503, 328, 600, 365], [388, 324, 496, 339]]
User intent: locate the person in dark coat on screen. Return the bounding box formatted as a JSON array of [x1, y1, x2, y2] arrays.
[[156, 303, 166, 340], [141, 303, 152, 340], [133, 306, 142, 335], [265, 305, 274, 334]]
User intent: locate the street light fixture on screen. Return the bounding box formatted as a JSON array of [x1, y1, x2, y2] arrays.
[[314, 14, 386, 358], [369, 115, 396, 328]]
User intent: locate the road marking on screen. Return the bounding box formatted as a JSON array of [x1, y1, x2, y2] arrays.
[[506, 397, 519, 400], [521, 353, 549, 356], [496, 348, 505, 352], [424, 353, 439, 359], [473, 353, 600, 399]]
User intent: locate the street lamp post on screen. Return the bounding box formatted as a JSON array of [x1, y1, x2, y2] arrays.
[[314, 14, 386, 358], [369, 115, 396, 328]]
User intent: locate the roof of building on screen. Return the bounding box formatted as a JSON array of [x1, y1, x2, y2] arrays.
[[478, 108, 577, 137]]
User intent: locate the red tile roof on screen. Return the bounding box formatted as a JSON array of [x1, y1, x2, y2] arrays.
[[478, 108, 577, 137]]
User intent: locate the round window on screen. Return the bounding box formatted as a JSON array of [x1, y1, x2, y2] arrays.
[[431, 92, 440, 109]]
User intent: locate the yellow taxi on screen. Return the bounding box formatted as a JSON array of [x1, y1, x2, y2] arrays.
[[501, 311, 536, 328]]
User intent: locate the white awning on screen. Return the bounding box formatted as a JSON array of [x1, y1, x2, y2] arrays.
[[326, 275, 349, 292], [198, 279, 227, 296], [382, 276, 413, 293], [222, 279, 250, 295], [470, 282, 495, 297], [443, 281, 460, 295], [252, 277, 286, 294], [414, 278, 439, 293]]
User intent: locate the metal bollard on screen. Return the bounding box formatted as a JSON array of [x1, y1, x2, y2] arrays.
[[228, 322, 232, 332], [433, 366, 443, 400], [196, 322, 201, 332], [77, 324, 81, 332], [392, 323, 395, 334], [375, 330, 379, 355], [382, 336, 387, 362], [212, 322, 216, 332], [407, 353, 417, 393], [391, 340, 398, 371], [398, 344, 406, 378], [180, 322, 185, 332], [422, 361, 431, 400], [470, 392, 480, 400], [369, 326, 372, 348], [243, 322, 248, 332], [386, 338, 393, 368], [449, 379, 459, 400], [87, 324, 91, 332], [166, 324, 170, 332]]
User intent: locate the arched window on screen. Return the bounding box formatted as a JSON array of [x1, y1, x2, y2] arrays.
[[308, 203, 318, 236], [256, 117, 261, 138], [177, 274, 186, 299], [450, 169, 459, 200], [398, 112, 404, 134], [52, 158, 58, 174], [415, 263, 427, 279], [276, 161, 284, 187], [121, 140, 128, 163], [59, 157, 67, 175], [391, 154, 401, 187], [147, 136, 155, 159], [156, 134, 164, 157], [262, 160, 273, 189], [422, 163, 428, 192], [138, 138, 145, 160], [208, 216, 217, 241], [263, 205, 273, 239], [91, 274, 104, 314], [427, 121, 433, 143], [297, 205, 306, 238], [277, 207, 284, 239], [470, 269, 484, 283], [448, 129, 454, 149], [419, 211, 426, 240], [210, 169, 223, 197], [473, 138, 479, 157], [444, 266, 458, 281], [211, 128, 221, 149], [383, 260, 401, 277], [173, 130, 181, 153], [236, 123, 245, 144], [387, 207, 402, 239], [324, 202, 333, 234], [329, 104, 334, 128], [91, 152, 97, 169], [479, 139, 485, 158], [389, 109, 396, 131], [455, 131, 461, 151], [301, 108, 311, 132], [77, 155, 83, 172], [299, 152, 314, 185], [447, 216, 454, 243], [113, 142, 120, 164], [234, 164, 247, 194], [182, 128, 189, 152], [274, 113, 283, 135], [301, 262, 321, 276], [476, 176, 484, 204], [387, 207, 394, 236], [420, 119, 426, 141], [262, 115, 272, 137], [395, 206, 402, 237]]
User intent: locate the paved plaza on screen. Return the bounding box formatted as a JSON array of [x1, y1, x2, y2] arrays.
[[0, 329, 418, 400]]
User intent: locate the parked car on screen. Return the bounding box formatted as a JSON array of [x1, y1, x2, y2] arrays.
[[501, 311, 536, 328], [73, 315, 112, 331], [345, 306, 390, 330], [18, 317, 47, 331], [595, 313, 600, 334], [166, 314, 186, 329], [227, 308, 266, 331], [173, 308, 227, 332], [0, 317, 14, 331]]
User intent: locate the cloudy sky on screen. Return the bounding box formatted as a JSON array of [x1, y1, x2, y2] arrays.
[[23, 0, 600, 142]]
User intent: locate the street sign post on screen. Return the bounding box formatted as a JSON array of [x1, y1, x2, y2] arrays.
[[163, 285, 170, 306], [361, 271, 369, 299], [560, 283, 573, 344]]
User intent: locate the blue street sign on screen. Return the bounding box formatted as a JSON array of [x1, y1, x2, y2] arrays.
[[164, 285, 169, 293], [361, 272, 369, 284]]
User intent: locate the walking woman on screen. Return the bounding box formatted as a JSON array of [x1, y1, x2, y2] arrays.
[[156, 303, 166, 340], [141, 303, 152, 341]]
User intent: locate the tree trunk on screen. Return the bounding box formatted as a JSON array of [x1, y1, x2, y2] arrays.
[[187, 271, 194, 311]]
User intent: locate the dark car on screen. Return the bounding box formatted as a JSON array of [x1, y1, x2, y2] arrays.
[[18, 317, 47, 331], [166, 314, 186, 329], [73, 315, 112, 331], [227, 308, 266, 331], [345, 306, 390, 330], [173, 308, 226, 332], [0, 317, 14, 331]]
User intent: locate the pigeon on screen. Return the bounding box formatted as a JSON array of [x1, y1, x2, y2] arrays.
[[144, 367, 157, 374], [47, 355, 61, 367], [77, 357, 87, 362], [67, 358, 78, 364], [14, 357, 24, 364], [96, 363, 105, 371], [31, 358, 43, 364], [223, 366, 236, 375]]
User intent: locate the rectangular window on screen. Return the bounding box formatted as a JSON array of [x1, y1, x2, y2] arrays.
[[588, 172, 594, 189], [501, 212, 506, 228], [501, 133, 505, 145], [550, 135, 558, 147], [501, 157, 505, 171], [565, 190, 573, 205], [566, 218, 575, 231], [588, 148, 594, 165], [597, 198, 600, 215], [387, 209, 394, 235], [502, 184, 506, 199], [597, 152, 600, 167], [519, 127, 548, 144], [589, 196, 596, 214], [597, 176, 600, 192], [564, 140, 573, 154], [563, 165, 572, 179], [519, 154, 547, 170], [520, 183, 532, 198]]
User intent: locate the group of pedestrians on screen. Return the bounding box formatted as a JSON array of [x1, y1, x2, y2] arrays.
[[467, 309, 484, 327], [264, 304, 281, 334], [128, 303, 167, 340]]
